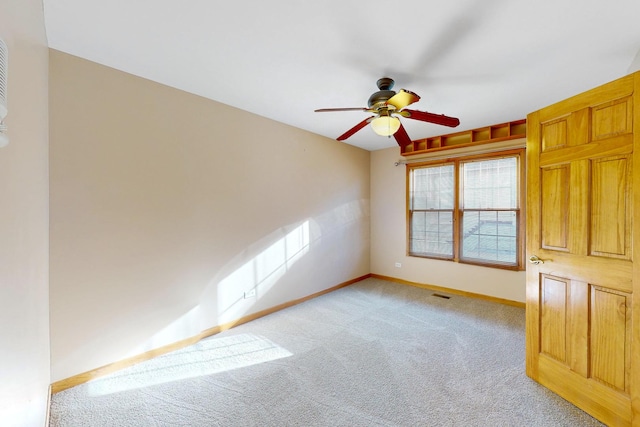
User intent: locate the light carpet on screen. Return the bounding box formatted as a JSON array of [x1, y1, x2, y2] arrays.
[[50, 278, 603, 426]]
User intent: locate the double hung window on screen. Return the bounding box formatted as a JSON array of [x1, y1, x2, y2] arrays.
[[408, 150, 524, 269]]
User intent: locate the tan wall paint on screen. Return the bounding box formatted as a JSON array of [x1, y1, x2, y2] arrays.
[[0, 1, 50, 426], [49, 50, 370, 382], [370, 147, 525, 303]]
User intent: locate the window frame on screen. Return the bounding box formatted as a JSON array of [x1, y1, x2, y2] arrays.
[[406, 149, 525, 270]]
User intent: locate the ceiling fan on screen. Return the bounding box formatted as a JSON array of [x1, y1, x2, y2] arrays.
[[315, 77, 460, 147]]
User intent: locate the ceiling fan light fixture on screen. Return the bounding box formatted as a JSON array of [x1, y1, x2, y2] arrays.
[[371, 115, 400, 137], [314, 77, 459, 143]]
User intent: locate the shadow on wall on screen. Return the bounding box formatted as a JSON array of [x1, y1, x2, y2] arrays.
[[123, 199, 368, 362]]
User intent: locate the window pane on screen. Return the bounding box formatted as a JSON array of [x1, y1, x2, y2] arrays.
[[411, 165, 454, 210], [462, 157, 517, 209], [410, 211, 453, 258], [461, 210, 517, 264]]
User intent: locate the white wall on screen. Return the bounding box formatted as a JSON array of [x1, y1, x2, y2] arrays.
[[370, 146, 525, 303], [628, 47, 640, 73], [49, 50, 370, 382], [0, 1, 50, 426]]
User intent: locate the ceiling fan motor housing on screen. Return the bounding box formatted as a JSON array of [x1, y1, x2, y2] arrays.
[[368, 77, 396, 109]]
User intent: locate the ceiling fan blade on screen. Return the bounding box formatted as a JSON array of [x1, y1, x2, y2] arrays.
[[337, 116, 374, 141], [386, 89, 421, 110], [400, 109, 460, 127], [315, 107, 369, 112], [393, 123, 412, 148]]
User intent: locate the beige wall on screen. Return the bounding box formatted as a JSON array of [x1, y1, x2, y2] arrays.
[[49, 50, 370, 381], [0, 1, 50, 426], [370, 147, 526, 303]]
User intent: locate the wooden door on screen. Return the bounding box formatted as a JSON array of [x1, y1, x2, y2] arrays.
[[526, 72, 640, 426]]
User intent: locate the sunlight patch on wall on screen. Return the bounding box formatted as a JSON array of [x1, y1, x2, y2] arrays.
[[216, 220, 311, 323], [88, 333, 291, 396]]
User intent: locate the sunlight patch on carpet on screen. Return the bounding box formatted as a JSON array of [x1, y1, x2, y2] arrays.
[[87, 333, 292, 396]]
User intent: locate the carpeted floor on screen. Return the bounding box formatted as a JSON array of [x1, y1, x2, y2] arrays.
[[50, 278, 603, 426]]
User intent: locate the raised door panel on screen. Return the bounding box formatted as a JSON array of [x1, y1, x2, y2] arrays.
[[540, 165, 569, 251], [540, 275, 568, 362], [590, 155, 632, 259], [590, 287, 631, 393], [592, 97, 633, 140], [542, 118, 568, 152]]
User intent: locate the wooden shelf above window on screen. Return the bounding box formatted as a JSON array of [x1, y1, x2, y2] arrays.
[[400, 119, 526, 156]]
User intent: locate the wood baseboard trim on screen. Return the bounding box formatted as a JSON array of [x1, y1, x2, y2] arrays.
[[50, 274, 371, 394], [370, 274, 525, 308]]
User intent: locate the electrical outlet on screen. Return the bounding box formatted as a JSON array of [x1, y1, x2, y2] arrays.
[[244, 289, 257, 299], [395, 262, 402, 268]]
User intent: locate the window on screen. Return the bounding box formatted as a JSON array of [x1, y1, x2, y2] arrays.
[[408, 150, 524, 269]]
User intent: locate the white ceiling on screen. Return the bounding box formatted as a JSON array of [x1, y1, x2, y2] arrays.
[[43, 0, 640, 151]]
